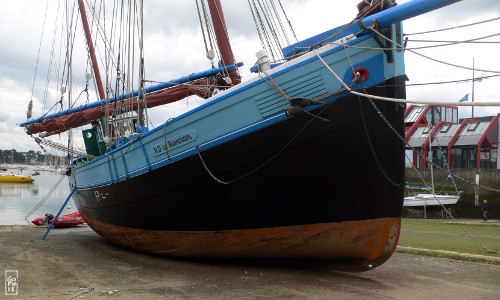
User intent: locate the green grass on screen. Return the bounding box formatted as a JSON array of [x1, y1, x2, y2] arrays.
[[399, 218, 500, 257]]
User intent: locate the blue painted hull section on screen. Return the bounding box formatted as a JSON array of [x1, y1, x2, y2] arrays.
[[70, 32, 404, 190]]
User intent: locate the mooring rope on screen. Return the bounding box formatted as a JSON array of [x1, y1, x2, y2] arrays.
[[24, 174, 66, 225]]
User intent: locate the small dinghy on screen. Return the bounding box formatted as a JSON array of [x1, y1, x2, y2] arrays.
[[32, 212, 85, 228]]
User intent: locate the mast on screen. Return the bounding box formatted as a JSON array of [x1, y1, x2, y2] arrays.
[[77, 0, 109, 145], [426, 122, 433, 219], [472, 57, 475, 118], [207, 0, 240, 85], [77, 0, 106, 100]]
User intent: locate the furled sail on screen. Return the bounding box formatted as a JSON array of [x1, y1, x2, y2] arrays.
[[28, 78, 213, 137], [21, 63, 243, 137]]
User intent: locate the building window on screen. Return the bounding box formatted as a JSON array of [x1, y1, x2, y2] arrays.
[[480, 149, 497, 169], [469, 148, 477, 169], [467, 123, 479, 132], [433, 107, 441, 124], [446, 108, 452, 122], [440, 124, 451, 133], [425, 110, 432, 125]]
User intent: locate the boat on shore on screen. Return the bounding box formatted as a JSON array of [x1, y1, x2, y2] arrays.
[[20, 0, 461, 271], [404, 194, 460, 208], [32, 212, 85, 228]]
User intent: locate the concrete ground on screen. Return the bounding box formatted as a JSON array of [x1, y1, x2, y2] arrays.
[[1, 225, 500, 299]]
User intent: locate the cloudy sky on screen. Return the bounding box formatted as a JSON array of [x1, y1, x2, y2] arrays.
[[1, 0, 499, 152]]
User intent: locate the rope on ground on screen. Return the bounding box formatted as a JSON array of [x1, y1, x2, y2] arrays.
[[67, 286, 93, 300]]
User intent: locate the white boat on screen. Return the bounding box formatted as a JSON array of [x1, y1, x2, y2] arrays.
[[404, 194, 460, 208]]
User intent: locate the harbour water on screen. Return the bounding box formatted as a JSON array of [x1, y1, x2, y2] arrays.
[[0, 166, 76, 225]]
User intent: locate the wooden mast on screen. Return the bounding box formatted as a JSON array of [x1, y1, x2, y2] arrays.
[[77, 0, 109, 145], [77, 0, 105, 100], [207, 0, 240, 85]]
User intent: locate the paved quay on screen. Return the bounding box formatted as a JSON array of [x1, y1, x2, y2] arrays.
[[1, 225, 500, 299]]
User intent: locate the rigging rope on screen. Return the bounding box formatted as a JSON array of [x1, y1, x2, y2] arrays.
[[312, 44, 500, 107], [277, 0, 297, 42], [324, 31, 500, 52], [308, 1, 390, 52], [210, 0, 239, 80], [24, 174, 66, 225], [29, 0, 51, 120], [404, 16, 500, 36], [252, 0, 278, 61], [196, 0, 210, 60], [269, 0, 289, 45], [35, 137, 94, 158], [374, 73, 500, 88], [248, 0, 268, 57], [407, 38, 500, 44], [369, 24, 500, 74]]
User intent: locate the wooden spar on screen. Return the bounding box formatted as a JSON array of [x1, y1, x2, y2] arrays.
[[20, 62, 243, 128], [207, 0, 240, 85], [77, 0, 105, 100]]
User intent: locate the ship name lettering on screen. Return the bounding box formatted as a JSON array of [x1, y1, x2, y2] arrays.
[[167, 134, 192, 148]]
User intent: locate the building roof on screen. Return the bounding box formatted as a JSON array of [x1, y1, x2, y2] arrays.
[[454, 121, 496, 146], [405, 106, 425, 124], [431, 124, 461, 147], [407, 126, 429, 148]]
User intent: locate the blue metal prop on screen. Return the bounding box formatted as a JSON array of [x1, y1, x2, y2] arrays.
[[42, 186, 77, 240]]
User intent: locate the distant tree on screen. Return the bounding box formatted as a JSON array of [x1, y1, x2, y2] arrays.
[[26, 150, 36, 164], [36, 151, 46, 163], [13, 150, 25, 164]]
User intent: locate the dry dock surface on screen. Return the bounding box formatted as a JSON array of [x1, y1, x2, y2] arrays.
[[1, 225, 500, 299]]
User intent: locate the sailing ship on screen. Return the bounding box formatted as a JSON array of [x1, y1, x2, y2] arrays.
[[20, 0, 461, 271]]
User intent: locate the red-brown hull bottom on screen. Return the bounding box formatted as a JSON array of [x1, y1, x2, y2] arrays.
[[83, 215, 401, 271]]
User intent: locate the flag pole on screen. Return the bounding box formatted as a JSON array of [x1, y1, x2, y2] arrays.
[[472, 57, 475, 118]]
